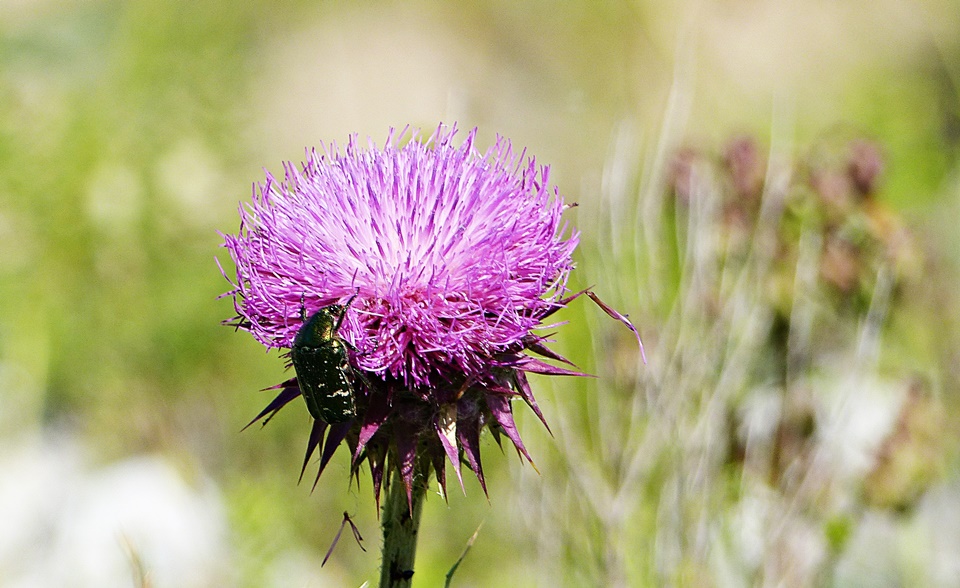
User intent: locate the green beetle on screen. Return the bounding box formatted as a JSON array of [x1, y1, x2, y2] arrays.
[[291, 295, 358, 423]]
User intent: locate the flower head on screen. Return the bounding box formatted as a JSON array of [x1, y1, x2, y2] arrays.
[[221, 124, 640, 504]]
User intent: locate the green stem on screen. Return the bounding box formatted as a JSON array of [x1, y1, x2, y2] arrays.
[[379, 461, 429, 588]]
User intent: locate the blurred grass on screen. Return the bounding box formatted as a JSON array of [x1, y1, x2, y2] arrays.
[[2, 0, 960, 586]]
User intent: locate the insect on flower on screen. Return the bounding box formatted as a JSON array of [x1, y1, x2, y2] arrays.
[[221, 123, 644, 505], [291, 293, 359, 424]]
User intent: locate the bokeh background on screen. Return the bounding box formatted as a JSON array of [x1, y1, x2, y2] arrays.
[[3, 0, 960, 586]]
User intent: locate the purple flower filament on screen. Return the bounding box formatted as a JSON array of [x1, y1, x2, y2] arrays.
[[221, 124, 634, 504]]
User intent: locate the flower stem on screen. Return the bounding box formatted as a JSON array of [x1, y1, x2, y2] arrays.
[[379, 461, 429, 588]]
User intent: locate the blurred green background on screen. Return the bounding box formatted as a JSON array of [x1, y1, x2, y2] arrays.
[[3, 0, 960, 586]]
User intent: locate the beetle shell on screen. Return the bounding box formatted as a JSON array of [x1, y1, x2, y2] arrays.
[[291, 306, 356, 423]]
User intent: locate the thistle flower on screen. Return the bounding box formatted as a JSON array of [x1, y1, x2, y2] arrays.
[[221, 124, 640, 509]]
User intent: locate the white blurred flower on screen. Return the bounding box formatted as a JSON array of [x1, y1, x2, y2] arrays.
[[0, 435, 230, 588]]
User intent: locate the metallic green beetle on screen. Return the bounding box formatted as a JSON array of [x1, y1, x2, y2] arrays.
[[290, 296, 357, 423]]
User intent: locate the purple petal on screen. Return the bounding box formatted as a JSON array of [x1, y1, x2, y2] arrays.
[[299, 418, 329, 483], [524, 336, 576, 366], [395, 424, 419, 513], [539, 287, 590, 319], [488, 421, 503, 449], [485, 394, 536, 467], [431, 447, 447, 502], [241, 379, 301, 431], [521, 358, 594, 378], [514, 371, 551, 435], [353, 394, 391, 462], [457, 419, 486, 496], [435, 404, 463, 493], [368, 445, 387, 512], [312, 421, 352, 490]]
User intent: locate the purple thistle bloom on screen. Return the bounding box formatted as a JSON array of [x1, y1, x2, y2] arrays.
[[221, 124, 640, 504]]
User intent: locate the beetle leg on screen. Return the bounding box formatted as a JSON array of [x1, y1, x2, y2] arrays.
[[334, 290, 359, 332]]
